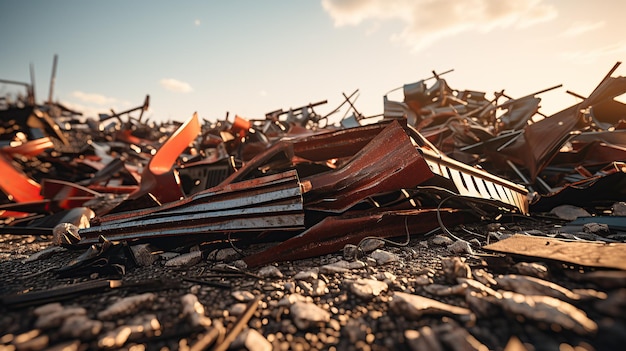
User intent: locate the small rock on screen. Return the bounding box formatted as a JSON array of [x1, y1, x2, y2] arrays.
[[447, 240, 474, 255], [58, 315, 103, 339], [98, 326, 132, 349], [472, 269, 497, 287], [320, 260, 365, 274], [582, 222, 610, 235], [159, 252, 180, 260], [129, 244, 158, 266], [375, 271, 397, 283], [404, 327, 444, 351], [550, 205, 591, 221], [232, 290, 256, 302], [311, 279, 329, 296], [495, 274, 581, 301], [215, 248, 240, 262], [97, 293, 155, 320], [348, 278, 388, 300], [229, 303, 248, 317], [389, 292, 475, 323], [441, 257, 472, 282], [12, 330, 49, 351], [294, 268, 319, 281], [432, 235, 454, 246], [258, 265, 283, 279], [418, 241, 429, 248], [164, 251, 202, 267], [436, 319, 489, 351], [612, 202, 626, 216], [35, 306, 87, 329], [498, 291, 597, 335], [232, 328, 272, 351], [45, 340, 81, 351], [290, 301, 331, 330], [33, 303, 63, 316], [513, 262, 549, 279], [181, 293, 212, 328], [414, 275, 433, 286], [232, 259, 248, 270], [343, 244, 358, 259], [370, 249, 399, 265], [360, 238, 385, 252]]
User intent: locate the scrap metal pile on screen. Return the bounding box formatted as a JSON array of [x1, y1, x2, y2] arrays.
[[1, 63, 626, 274]]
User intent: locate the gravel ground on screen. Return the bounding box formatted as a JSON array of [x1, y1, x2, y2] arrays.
[[1, 218, 626, 351]]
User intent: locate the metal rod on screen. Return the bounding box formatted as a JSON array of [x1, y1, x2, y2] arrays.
[[48, 54, 58, 105]]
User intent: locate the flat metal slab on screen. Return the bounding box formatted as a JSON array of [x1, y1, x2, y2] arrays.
[[484, 234, 626, 271]]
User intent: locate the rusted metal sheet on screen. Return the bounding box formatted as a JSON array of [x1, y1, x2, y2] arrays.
[[408, 126, 530, 214], [244, 208, 474, 267], [76, 170, 304, 246], [484, 234, 626, 271], [303, 121, 434, 213], [0, 152, 43, 204], [123, 112, 201, 206], [531, 163, 626, 212]]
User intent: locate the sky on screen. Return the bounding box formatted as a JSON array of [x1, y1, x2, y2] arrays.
[[1, 0, 626, 125]]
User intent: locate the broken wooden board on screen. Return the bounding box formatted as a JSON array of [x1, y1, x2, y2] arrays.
[[484, 234, 626, 271]]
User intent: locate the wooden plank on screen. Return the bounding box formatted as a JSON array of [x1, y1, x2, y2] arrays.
[[483, 234, 626, 271]]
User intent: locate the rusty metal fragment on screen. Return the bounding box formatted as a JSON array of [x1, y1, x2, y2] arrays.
[[77, 170, 304, 245], [484, 234, 626, 270]]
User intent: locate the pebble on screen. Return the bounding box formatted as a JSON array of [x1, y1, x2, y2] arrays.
[[432, 235, 454, 246], [214, 248, 240, 262], [513, 262, 549, 279], [348, 278, 388, 300], [414, 275, 433, 286], [232, 290, 256, 302], [447, 240, 474, 255], [612, 201, 626, 216], [233, 328, 273, 351], [360, 238, 385, 252], [258, 265, 283, 278], [97, 293, 156, 320], [343, 244, 359, 260], [550, 205, 591, 221], [404, 327, 443, 351], [375, 271, 397, 284], [320, 260, 365, 274], [582, 222, 610, 235], [441, 257, 472, 282], [164, 251, 202, 267], [229, 303, 248, 317], [181, 293, 212, 328], [129, 244, 158, 266], [35, 306, 87, 329], [290, 301, 331, 330], [58, 314, 103, 339], [294, 268, 319, 281], [12, 331, 49, 351], [370, 249, 399, 265], [389, 292, 475, 323]]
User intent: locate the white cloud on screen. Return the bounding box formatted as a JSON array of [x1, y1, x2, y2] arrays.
[[561, 42, 626, 64], [321, 0, 557, 51], [71, 91, 117, 105], [160, 78, 193, 93], [560, 21, 605, 37], [194, 19, 201, 26]]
